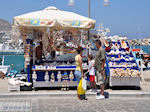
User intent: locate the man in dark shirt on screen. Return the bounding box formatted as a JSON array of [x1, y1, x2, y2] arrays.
[[36, 41, 43, 61], [94, 40, 106, 100]]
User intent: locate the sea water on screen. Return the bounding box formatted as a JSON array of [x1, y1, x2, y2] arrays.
[[133, 46, 150, 54], [0, 55, 24, 72]]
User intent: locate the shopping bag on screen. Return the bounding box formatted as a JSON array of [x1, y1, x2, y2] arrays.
[[77, 78, 86, 95], [82, 78, 87, 91]]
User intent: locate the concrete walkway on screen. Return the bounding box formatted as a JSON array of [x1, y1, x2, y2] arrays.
[[1, 97, 150, 112]]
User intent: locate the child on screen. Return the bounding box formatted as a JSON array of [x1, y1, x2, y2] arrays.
[[88, 55, 97, 92]]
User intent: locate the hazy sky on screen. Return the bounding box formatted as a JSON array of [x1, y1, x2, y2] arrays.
[[0, 0, 150, 39]]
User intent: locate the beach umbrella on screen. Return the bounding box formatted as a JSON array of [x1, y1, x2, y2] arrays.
[[13, 6, 96, 30]]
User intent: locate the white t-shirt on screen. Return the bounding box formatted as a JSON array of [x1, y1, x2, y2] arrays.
[[88, 60, 95, 76]]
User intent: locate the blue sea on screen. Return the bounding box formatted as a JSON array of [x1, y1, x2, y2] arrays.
[[0, 46, 150, 72], [133, 46, 150, 54], [0, 55, 25, 72]]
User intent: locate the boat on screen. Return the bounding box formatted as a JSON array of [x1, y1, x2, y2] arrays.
[[0, 55, 11, 75], [0, 55, 19, 78], [0, 65, 11, 75], [0, 43, 24, 55]]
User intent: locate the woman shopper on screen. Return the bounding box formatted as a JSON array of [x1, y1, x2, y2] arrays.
[[74, 46, 87, 100]]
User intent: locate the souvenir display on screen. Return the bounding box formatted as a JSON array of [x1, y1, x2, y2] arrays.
[[61, 72, 69, 91], [62, 72, 68, 80], [32, 71, 37, 82], [69, 71, 74, 81], [25, 54, 30, 66], [24, 43, 31, 68], [67, 61, 72, 66], [57, 71, 62, 81], [45, 71, 49, 82], [8, 77, 32, 91], [61, 84, 65, 91], [104, 40, 109, 47], [106, 41, 140, 78], [111, 68, 140, 77], [51, 73, 55, 83]]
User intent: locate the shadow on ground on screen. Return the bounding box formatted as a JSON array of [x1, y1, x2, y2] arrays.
[[109, 86, 141, 90]]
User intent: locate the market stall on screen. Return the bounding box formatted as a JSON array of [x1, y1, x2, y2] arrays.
[[13, 6, 96, 89], [104, 39, 141, 87]]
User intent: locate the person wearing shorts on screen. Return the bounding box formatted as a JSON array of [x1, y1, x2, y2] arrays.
[[88, 55, 97, 92], [94, 40, 106, 100]]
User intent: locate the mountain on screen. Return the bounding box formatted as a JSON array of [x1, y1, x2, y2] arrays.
[[0, 19, 11, 32]]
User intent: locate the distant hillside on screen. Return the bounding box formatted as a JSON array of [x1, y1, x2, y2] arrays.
[[0, 19, 11, 31]]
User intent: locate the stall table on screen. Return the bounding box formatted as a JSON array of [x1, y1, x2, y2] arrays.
[[32, 65, 89, 89]]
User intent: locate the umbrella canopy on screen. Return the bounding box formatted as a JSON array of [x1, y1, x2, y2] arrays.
[[13, 6, 96, 30]]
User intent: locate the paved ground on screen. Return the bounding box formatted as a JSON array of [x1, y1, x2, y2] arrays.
[[0, 97, 150, 112], [0, 78, 8, 93]]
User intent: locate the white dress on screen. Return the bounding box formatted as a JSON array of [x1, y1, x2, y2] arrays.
[[88, 60, 95, 76]]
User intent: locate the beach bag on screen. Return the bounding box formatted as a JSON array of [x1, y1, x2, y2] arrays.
[[78, 78, 86, 95], [82, 77, 87, 91]]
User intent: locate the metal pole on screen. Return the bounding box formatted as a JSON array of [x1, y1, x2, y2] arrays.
[[87, 0, 91, 56], [88, 0, 90, 40], [88, 0, 90, 18]]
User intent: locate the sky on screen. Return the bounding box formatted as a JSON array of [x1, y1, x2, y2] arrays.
[[0, 0, 150, 39]]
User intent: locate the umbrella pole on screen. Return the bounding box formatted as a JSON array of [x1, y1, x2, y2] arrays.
[[88, 0, 90, 19], [87, 0, 91, 55], [88, 0, 90, 41]]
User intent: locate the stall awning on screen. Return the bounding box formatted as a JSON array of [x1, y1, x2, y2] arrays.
[[13, 6, 96, 30]]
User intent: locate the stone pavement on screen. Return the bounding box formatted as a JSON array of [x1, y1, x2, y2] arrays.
[[140, 70, 150, 92], [0, 71, 150, 95], [0, 71, 150, 111], [0, 97, 150, 112], [0, 78, 8, 93]]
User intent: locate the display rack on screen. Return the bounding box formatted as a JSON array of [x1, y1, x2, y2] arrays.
[[105, 41, 141, 87], [32, 61, 89, 89]]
